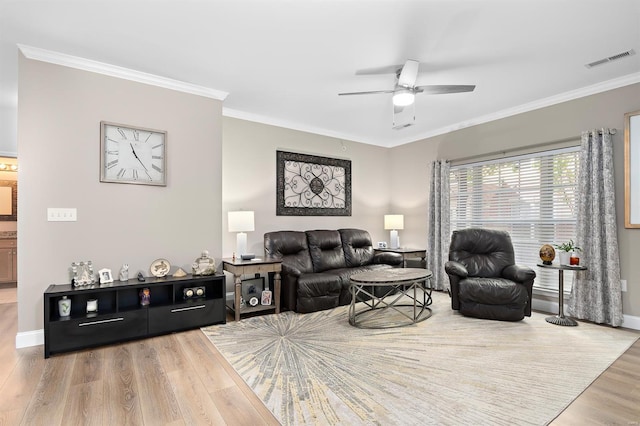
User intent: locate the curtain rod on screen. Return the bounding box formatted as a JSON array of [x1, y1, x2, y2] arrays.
[[450, 129, 616, 165]]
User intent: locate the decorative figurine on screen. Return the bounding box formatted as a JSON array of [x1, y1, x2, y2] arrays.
[[172, 267, 187, 278], [192, 250, 216, 276], [139, 288, 151, 306], [137, 271, 146, 282], [119, 263, 129, 281]]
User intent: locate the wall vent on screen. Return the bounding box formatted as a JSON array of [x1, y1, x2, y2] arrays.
[[585, 49, 636, 68]]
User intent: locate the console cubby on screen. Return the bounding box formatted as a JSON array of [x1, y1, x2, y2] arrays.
[[44, 274, 225, 358]]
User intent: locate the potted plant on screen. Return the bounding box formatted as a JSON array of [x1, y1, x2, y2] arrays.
[[554, 239, 582, 265]]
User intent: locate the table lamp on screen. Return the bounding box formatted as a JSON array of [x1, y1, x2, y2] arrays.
[[384, 214, 404, 249], [228, 211, 255, 257]]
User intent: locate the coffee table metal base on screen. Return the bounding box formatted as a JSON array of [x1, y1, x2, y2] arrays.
[[349, 268, 433, 329]]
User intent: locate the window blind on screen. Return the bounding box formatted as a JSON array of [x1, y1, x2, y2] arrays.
[[449, 147, 580, 291]]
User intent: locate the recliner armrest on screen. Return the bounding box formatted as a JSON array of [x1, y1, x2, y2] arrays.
[[502, 264, 536, 283], [445, 261, 468, 278], [372, 252, 403, 266]]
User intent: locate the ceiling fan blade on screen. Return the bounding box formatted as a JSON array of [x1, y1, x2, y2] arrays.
[[397, 60, 420, 87], [338, 90, 394, 96], [415, 84, 476, 94], [355, 64, 404, 75]]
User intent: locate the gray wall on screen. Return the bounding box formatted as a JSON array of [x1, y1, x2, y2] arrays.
[[17, 55, 223, 333], [222, 117, 392, 257], [391, 83, 640, 318]]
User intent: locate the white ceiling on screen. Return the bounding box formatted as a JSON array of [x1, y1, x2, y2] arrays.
[[1, 0, 640, 151]]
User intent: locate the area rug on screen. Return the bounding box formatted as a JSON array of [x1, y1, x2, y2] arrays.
[[202, 291, 638, 425]]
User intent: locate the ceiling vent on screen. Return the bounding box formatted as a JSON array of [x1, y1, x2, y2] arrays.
[[585, 49, 636, 68]]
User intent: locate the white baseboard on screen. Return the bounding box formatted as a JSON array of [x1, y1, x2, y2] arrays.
[[16, 329, 43, 349], [12, 307, 640, 350], [532, 298, 640, 330], [622, 314, 640, 330]]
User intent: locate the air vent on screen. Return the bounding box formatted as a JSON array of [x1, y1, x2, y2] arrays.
[[585, 49, 636, 68]]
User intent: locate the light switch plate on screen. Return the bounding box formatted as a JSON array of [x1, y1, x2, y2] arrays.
[[47, 208, 77, 222]]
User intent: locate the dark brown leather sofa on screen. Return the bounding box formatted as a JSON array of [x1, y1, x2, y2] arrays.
[[445, 228, 536, 321], [264, 229, 402, 313]]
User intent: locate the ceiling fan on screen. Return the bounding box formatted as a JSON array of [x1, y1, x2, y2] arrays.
[[338, 59, 475, 128]]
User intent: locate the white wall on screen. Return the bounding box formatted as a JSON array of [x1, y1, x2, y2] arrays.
[[17, 54, 223, 333]]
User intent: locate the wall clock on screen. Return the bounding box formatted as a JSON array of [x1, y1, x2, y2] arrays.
[[100, 121, 167, 186]]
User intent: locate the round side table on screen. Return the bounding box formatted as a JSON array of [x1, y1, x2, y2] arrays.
[[537, 263, 587, 326]]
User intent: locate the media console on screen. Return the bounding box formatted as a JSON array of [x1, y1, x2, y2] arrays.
[[43, 274, 225, 358]]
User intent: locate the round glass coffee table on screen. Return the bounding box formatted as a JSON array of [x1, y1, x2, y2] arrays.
[[349, 268, 433, 328]]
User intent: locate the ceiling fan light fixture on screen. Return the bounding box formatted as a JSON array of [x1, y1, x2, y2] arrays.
[[392, 89, 415, 107]]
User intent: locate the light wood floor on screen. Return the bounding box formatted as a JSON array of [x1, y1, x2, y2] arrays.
[[0, 288, 638, 425]]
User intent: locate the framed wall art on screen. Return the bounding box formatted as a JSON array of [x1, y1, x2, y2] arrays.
[[625, 110, 640, 228], [276, 150, 351, 216]]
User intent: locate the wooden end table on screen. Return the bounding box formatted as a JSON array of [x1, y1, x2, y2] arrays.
[[374, 247, 427, 268], [537, 263, 587, 326], [222, 257, 282, 321]]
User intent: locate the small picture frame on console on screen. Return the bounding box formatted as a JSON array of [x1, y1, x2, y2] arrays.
[[242, 276, 264, 301], [99, 268, 114, 284]]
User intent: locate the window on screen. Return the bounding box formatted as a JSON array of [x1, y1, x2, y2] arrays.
[[449, 147, 580, 291]]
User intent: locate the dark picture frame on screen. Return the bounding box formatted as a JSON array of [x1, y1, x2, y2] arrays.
[[241, 276, 264, 301], [276, 150, 351, 216]]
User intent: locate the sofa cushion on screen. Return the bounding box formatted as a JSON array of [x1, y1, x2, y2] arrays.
[[339, 228, 375, 267], [264, 231, 313, 274], [458, 277, 528, 306], [297, 272, 343, 313], [306, 230, 347, 272]]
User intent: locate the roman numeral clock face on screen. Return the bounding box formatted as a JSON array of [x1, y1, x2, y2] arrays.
[[100, 122, 166, 186]]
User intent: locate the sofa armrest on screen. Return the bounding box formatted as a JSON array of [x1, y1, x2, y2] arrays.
[[282, 263, 303, 277], [502, 264, 536, 283], [372, 252, 403, 266], [445, 260, 468, 278]]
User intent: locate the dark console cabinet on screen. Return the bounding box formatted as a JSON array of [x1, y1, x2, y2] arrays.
[[44, 274, 226, 358]]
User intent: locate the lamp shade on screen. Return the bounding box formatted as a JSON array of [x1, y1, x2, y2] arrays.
[[392, 89, 415, 107], [228, 211, 255, 232], [384, 214, 404, 230]]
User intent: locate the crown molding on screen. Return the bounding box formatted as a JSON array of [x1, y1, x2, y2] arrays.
[[226, 72, 640, 149], [18, 44, 228, 101], [222, 107, 384, 146], [387, 72, 640, 147]]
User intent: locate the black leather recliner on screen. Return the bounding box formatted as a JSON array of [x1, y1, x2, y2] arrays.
[[444, 228, 536, 321]]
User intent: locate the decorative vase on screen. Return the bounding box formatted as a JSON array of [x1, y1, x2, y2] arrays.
[[558, 251, 571, 265], [58, 296, 71, 317]]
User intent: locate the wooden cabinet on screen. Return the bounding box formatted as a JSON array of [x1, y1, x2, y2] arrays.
[[0, 239, 17, 283], [43, 274, 226, 358]]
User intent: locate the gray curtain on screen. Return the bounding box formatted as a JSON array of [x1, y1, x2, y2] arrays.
[[427, 160, 450, 290], [568, 129, 623, 327]]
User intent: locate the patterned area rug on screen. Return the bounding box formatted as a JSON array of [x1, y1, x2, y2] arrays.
[[202, 291, 638, 425]]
